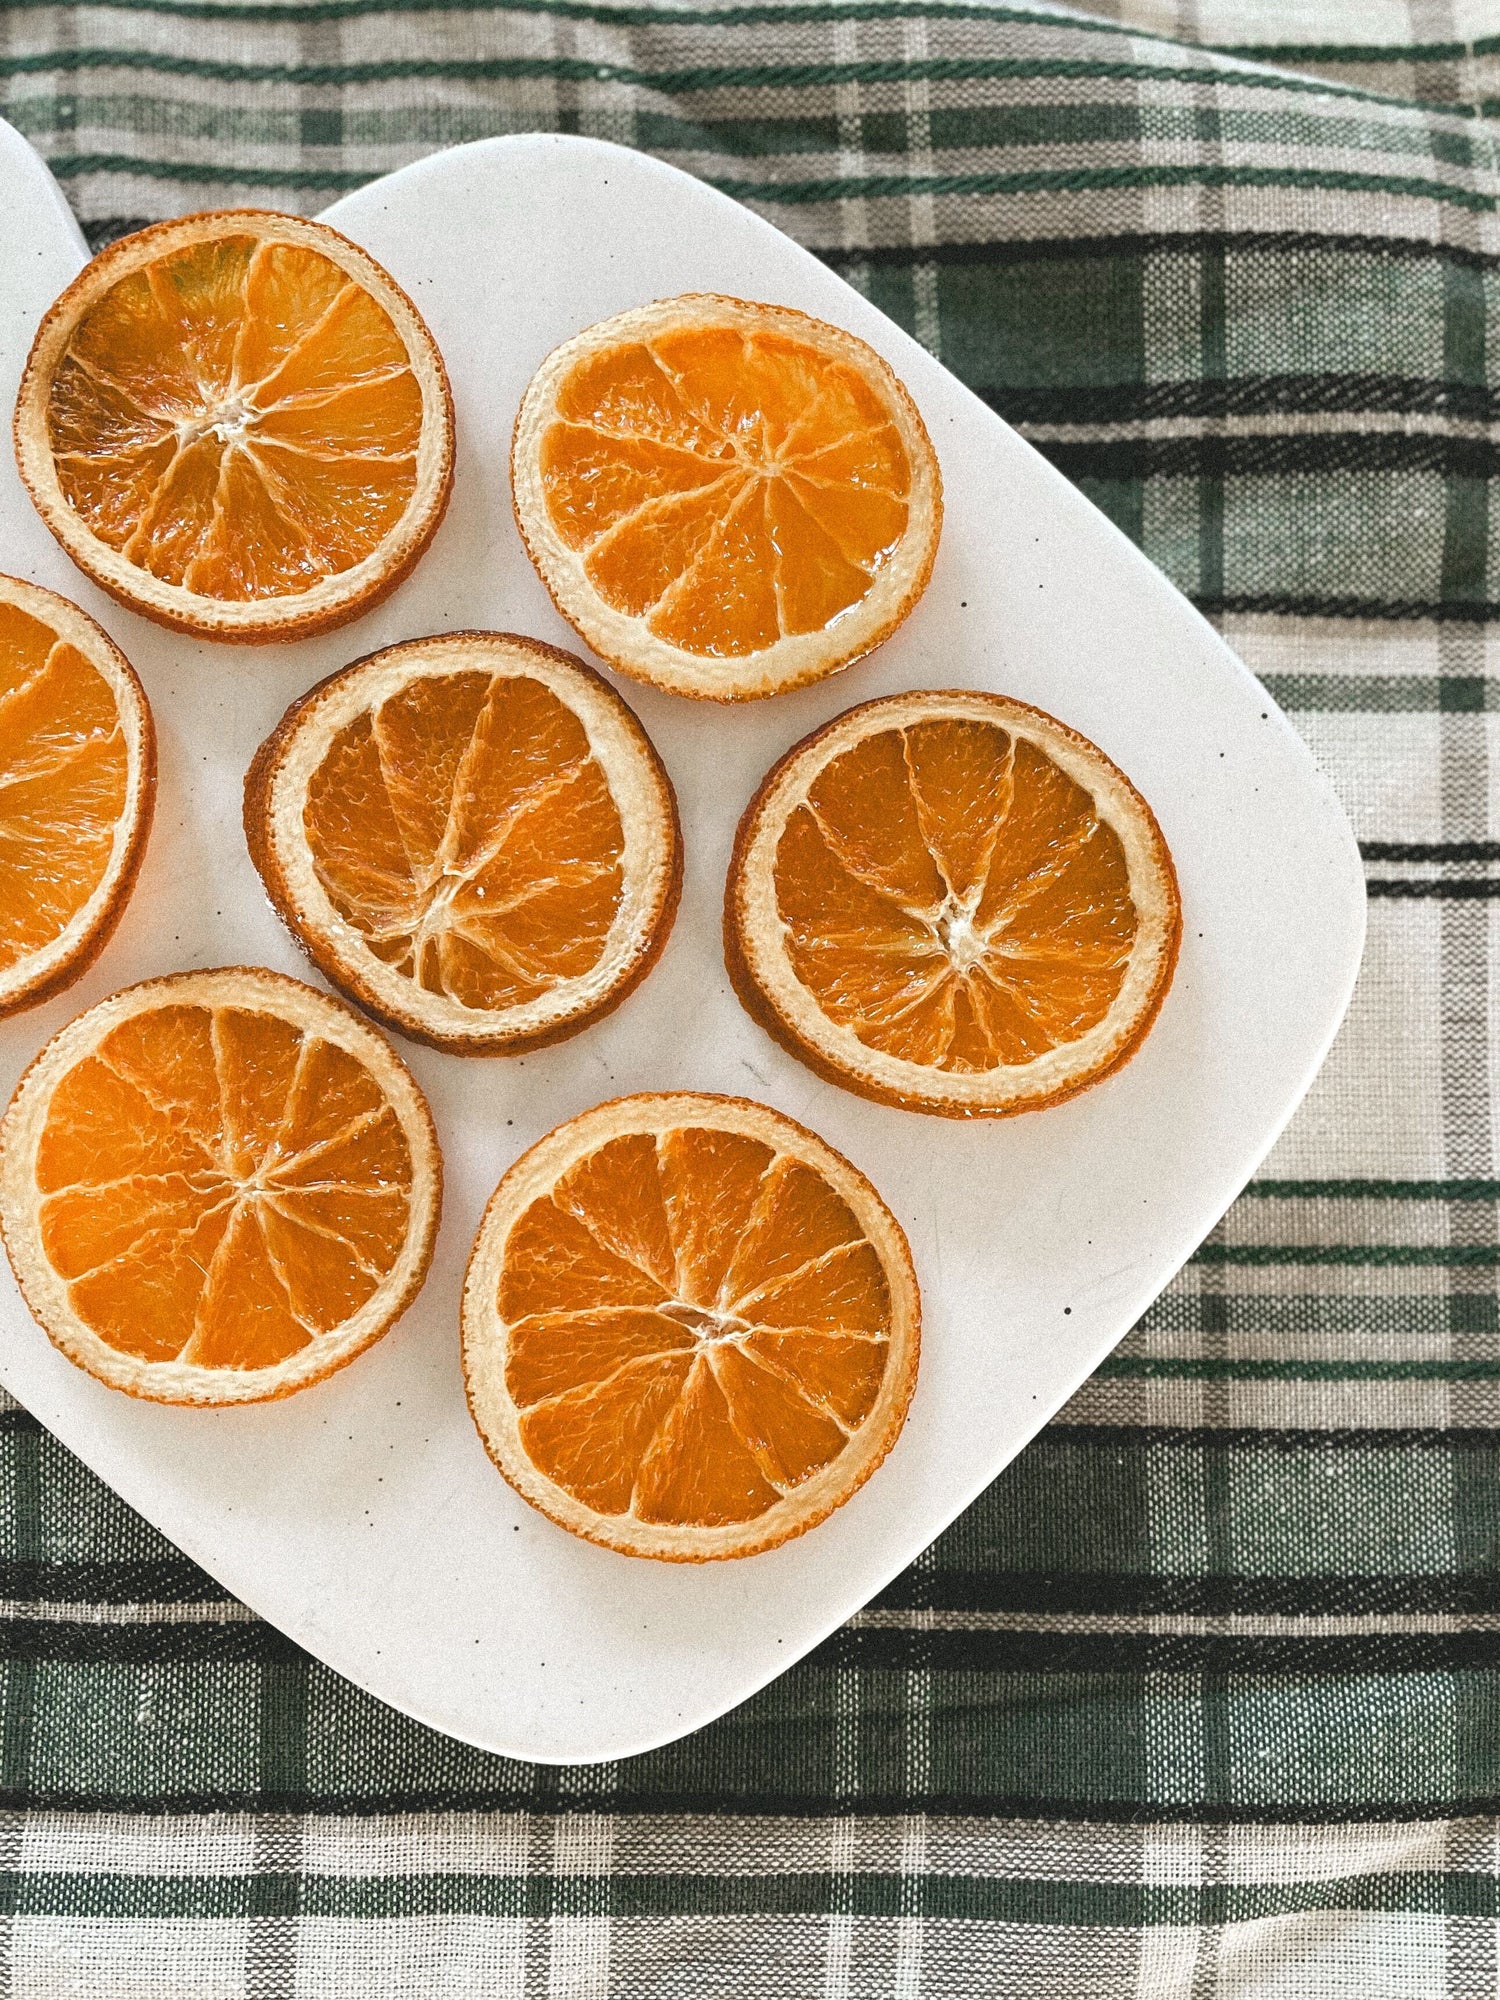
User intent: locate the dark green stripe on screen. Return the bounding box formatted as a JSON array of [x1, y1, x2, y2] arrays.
[[0, 1425, 41, 1830], [1205, 591, 1500, 624], [1248, 1178, 1500, 1198], [0, 1868, 1490, 1923], [13, 93, 1480, 172], [876, 1572, 1500, 1616], [0, 1623, 300, 1665], [0, 1785, 1487, 1824], [0, 1560, 229, 1603], [1192, 1244, 1500, 1265], [0, 1615, 1482, 1677], [1363, 841, 1500, 862], [1100, 1357, 1500, 1382], [1214, 35, 1500, 64], [0, 0, 1149, 28], [1001, 377, 1500, 426], [0, 46, 1438, 115], [0, 0, 1417, 95], [35, 152, 368, 191], [821, 231, 1500, 276], [824, 1628, 1500, 1672], [1038, 434, 1500, 479], [34, 142, 1500, 220], [1369, 879, 1500, 897]]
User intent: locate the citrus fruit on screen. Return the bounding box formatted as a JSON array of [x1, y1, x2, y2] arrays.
[[462, 1092, 919, 1561], [0, 967, 441, 1404], [245, 631, 682, 1055], [511, 294, 942, 701], [0, 572, 154, 1019], [725, 691, 1181, 1118], [14, 211, 454, 643]]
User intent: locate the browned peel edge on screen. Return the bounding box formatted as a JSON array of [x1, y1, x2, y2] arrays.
[[0, 578, 158, 1019], [508, 296, 943, 704], [13, 210, 457, 645], [459, 1089, 921, 1562], [0, 964, 444, 1405], [243, 632, 684, 1055], [723, 691, 1184, 1119]]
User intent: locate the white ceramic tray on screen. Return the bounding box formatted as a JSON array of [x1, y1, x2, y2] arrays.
[[0, 125, 1365, 1763]]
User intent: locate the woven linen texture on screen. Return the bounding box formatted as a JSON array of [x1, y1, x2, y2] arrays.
[[3, 0, 1500, 1991]]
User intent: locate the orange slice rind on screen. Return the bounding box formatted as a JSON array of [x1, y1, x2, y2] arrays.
[[0, 966, 441, 1404], [726, 691, 1181, 1117], [0, 572, 154, 1019], [511, 294, 942, 701], [244, 631, 682, 1055], [462, 1092, 920, 1561], [14, 211, 454, 643]]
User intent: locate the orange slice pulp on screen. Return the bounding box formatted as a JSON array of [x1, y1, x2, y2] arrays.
[[726, 691, 1181, 1117], [0, 572, 154, 1019], [15, 212, 454, 641], [512, 295, 942, 700], [462, 1093, 920, 1560], [0, 968, 441, 1403], [245, 633, 681, 1054]]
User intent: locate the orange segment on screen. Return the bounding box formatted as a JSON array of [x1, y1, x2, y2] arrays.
[[742, 1329, 889, 1426], [249, 441, 421, 573], [183, 1205, 313, 1370], [630, 1356, 783, 1526], [245, 633, 681, 1055], [234, 239, 350, 388], [501, 1198, 670, 1318], [507, 1307, 696, 1406], [657, 1128, 774, 1308], [16, 212, 453, 642], [0, 969, 441, 1405], [519, 1355, 695, 1519], [553, 1133, 678, 1292], [309, 665, 621, 992], [512, 296, 942, 701], [726, 691, 1182, 1118], [462, 1093, 920, 1562], [720, 1160, 864, 1305], [0, 575, 154, 1020], [709, 1344, 850, 1487], [539, 427, 732, 546]]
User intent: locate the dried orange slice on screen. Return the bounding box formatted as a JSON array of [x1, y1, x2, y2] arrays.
[[726, 692, 1181, 1118], [14, 211, 454, 643], [0, 572, 154, 1019], [245, 632, 681, 1055], [462, 1092, 919, 1561], [0, 967, 441, 1404], [511, 294, 942, 701]]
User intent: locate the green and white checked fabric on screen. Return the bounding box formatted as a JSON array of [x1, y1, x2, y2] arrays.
[[2, 0, 1500, 1991], [1, 1811, 1499, 1993]]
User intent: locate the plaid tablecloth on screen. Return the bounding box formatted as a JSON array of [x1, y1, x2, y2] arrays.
[[3, 0, 1500, 1991]]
